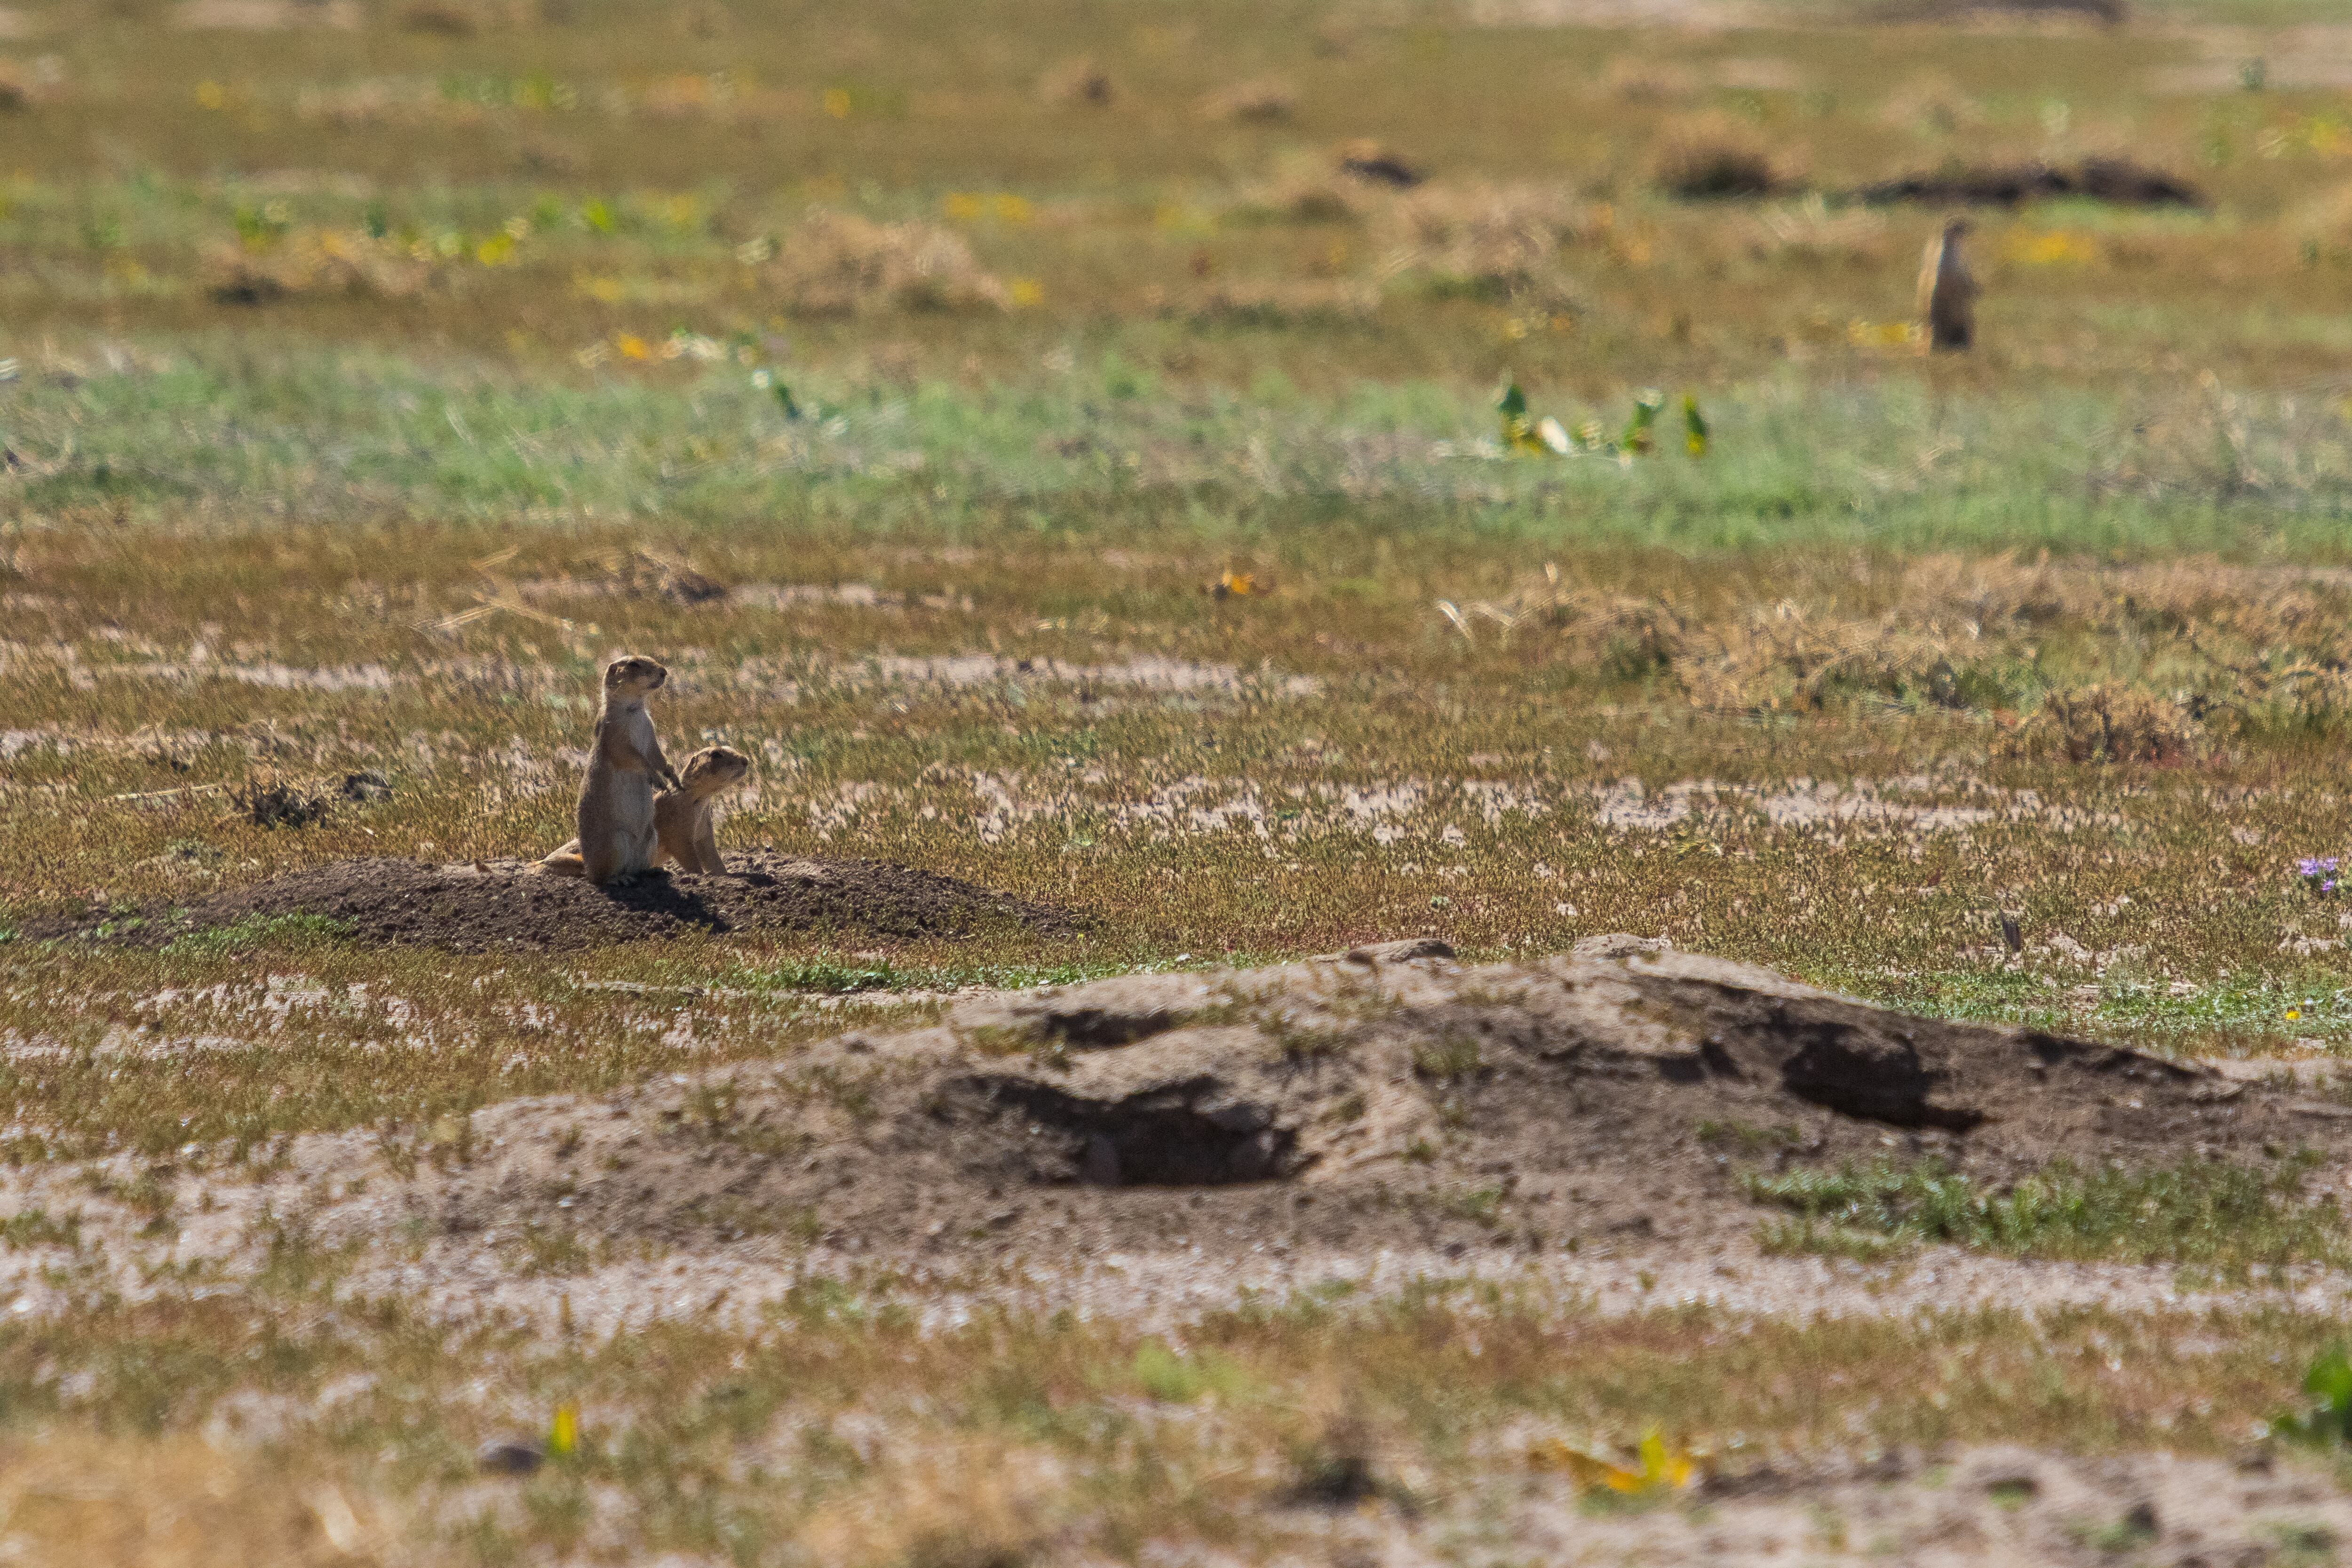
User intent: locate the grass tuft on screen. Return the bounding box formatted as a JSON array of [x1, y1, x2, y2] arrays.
[[226, 772, 338, 830], [767, 212, 1008, 317], [1646, 112, 1792, 199]]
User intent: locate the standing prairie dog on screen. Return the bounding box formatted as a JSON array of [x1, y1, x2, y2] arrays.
[[1917, 217, 1978, 352], [653, 745, 751, 874], [544, 654, 678, 885]]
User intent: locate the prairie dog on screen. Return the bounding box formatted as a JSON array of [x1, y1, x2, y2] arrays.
[[556, 654, 679, 886], [653, 745, 751, 874], [1917, 217, 1978, 352], [541, 742, 750, 876]]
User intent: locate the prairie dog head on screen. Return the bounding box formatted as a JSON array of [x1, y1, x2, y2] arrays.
[[602, 654, 669, 699], [677, 745, 751, 798]]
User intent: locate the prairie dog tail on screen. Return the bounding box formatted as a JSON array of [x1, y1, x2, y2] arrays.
[[535, 838, 588, 877]]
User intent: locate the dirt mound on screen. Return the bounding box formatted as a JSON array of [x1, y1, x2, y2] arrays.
[[30, 852, 1080, 952], [1870, 0, 2127, 22], [307, 942, 2352, 1261], [1851, 158, 2202, 209]]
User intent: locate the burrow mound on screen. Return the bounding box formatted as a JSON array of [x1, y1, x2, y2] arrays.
[[1850, 157, 2203, 209], [305, 940, 2352, 1260], [33, 851, 1081, 952]]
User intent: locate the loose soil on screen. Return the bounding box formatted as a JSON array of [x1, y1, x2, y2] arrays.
[[23, 851, 1082, 952]]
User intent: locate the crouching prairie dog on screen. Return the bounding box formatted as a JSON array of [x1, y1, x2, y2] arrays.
[[654, 745, 751, 874], [539, 654, 679, 885]]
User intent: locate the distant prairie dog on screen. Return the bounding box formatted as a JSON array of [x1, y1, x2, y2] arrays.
[[540, 654, 678, 885], [652, 745, 751, 874], [1917, 217, 1978, 352]]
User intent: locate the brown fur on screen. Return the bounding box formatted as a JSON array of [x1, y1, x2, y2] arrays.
[[652, 746, 752, 874], [539, 655, 677, 885], [1918, 217, 1978, 352]]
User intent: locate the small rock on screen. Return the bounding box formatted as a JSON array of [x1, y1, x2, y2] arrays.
[[476, 1438, 544, 1476], [1571, 933, 1674, 962], [2121, 1498, 2160, 1539], [1341, 937, 1456, 965]]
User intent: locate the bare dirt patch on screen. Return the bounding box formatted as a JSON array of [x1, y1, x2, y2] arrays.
[[1458, 1444, 2351, 1568], [25, 852, 1081, 953], [221, 942, 2352, 1269]]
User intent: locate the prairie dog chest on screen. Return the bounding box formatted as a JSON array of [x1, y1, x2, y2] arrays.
[[602, 701, 656, 767], [620, 703, 655, 759]]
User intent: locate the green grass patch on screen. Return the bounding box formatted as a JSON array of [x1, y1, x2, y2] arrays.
[[159, 913, 356, 957], [0, 1209, 80, 1251], [1824, 966, 2352, 1057], [1746, 1155, 2347, 1270]]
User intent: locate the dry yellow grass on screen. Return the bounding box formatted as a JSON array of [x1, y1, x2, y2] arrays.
[[1201, 74, 1299, 124], [1748, 195, 1891, 265], [2020, 684, 2201, 764], [1452, 553, 2352, 730], [1036, 54, 1114, 108], [1176, 277, 1379, 326], [1599, 55, 1701, 105], [765, 211, 1007, 316], [793, 1440, 1060, 1568], [1878, 70, 1989, 136], [1381, 180, 1593, 302], [2293, 181, 2352, 258], [1239, 150, 1382, 225], [0, 1433, 397, 1567], [204, 230, 429, 304]]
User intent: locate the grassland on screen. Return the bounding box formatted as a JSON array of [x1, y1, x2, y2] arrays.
[[13, 0, 2352, 1561]]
